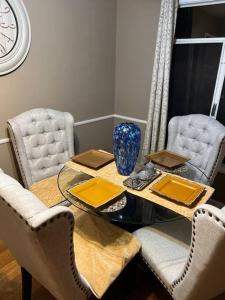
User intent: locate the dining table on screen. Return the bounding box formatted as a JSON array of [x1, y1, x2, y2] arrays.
[[57, 151, 215, 226]]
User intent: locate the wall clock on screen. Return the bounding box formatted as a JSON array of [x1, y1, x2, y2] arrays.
[[0, 0, 31, 75]]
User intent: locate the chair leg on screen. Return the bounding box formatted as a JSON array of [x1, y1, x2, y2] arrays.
[[21, 267, 32, 300]]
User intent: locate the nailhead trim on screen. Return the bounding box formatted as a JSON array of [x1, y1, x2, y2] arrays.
[[142, 257, 173, 295], [7, 122, 29, 188], [171, 207, 225, 295], [0, 196, 91, 298], [66, 217, 91, 297]]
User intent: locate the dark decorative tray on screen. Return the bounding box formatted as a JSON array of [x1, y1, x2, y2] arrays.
[[146, 150, 189, 169], [71, 149, 114, 169], [123, 169, 161, 191]]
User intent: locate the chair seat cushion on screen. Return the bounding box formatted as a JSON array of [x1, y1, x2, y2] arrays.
[[73, 213, 141, 298], [134, 218, 192, 290]]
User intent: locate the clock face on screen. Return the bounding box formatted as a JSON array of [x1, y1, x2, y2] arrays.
[[0, 0, 30, 75], [0, 0, 18, 58]]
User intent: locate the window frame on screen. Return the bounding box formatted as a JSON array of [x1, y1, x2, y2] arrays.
[[179, 0, 225, 8], [175, 38, 225, 119]]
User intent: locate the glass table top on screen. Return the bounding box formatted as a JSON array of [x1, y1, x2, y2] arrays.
[[57, 159, 212, 225]]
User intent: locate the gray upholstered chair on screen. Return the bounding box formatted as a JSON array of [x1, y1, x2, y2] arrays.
[[167, 114, 225, 185], [7, 108, 75, 207], [134, 204, 225, 300], [0, 170, 140, 299]]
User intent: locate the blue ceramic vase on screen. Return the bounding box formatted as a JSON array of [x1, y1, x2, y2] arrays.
[[113, 122, 141, 175]]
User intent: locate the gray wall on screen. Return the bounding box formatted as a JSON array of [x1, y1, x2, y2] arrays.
[[0, 0, 117, 178], [0, 0, 161, 180], [0, 0, 116, 132], [115, 0, 160, 121]]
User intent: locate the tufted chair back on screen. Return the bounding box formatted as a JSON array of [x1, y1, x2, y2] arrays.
[[0, 170, 89, 300], [167, 114, 225, 184], [172, 204, 225, 300], [8, 108, 75, 188]]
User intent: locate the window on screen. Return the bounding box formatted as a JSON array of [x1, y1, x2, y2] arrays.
[[169, 2, 225, 126]]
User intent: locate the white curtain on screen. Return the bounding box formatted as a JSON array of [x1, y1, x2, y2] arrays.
[[143, 0, 178, 155]]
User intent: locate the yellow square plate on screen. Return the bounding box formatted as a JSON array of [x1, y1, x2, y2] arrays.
[[67, 177, 125, 208], [150, 174, 205, 206]]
